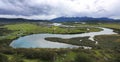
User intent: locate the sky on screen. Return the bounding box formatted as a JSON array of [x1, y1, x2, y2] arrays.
[[0, 0, 120, 20]]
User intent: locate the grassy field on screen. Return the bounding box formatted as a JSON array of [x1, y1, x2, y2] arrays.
[[0, 22, 120, 62], [0, 23, 102, 40], [4, 23, 102, 34], [65, 22, 120, 29]]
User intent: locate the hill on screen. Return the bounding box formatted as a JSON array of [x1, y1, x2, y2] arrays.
[[0, 18, 48, 23], [51, 17, 120, 22], [0, 17, 120, 23]]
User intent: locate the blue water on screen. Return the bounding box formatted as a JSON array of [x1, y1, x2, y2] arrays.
[[10, 27, 116, 48]]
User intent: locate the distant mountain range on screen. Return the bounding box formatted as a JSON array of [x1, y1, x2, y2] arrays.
[[0, 17, 120, 23], [0, 18, 48, 23], [50, 17, 120, 22]]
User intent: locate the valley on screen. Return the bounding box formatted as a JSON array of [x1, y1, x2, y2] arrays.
[[0, 22, 120, 62]]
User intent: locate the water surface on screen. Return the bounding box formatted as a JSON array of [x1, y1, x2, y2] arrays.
[[10, 27, 116, 48]]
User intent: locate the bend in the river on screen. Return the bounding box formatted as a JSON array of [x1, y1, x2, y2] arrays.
[[10, 27, 117, 49]]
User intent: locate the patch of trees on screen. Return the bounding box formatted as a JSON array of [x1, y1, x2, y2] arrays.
[[0, 48, 120, 62], [14, 48, 67, 61]]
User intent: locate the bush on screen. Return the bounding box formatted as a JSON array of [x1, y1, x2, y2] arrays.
[[0, 53, 9, 62], [114, 55, 120, 62], [74, 53, 93, 62], [9, 54, 24, 62]]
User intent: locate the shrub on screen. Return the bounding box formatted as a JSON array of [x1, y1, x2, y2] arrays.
[[0, 53, 9, 62], [74, 53, 93, 62]]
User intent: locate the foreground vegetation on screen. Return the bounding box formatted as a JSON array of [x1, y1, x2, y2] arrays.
[[0, 22, 120, 62]]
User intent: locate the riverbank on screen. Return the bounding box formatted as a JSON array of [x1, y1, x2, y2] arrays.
[[0, 22, 120, 62], [10, 27, 116, 49]]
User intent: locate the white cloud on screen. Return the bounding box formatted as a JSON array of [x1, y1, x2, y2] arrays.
[[0, 0, 120, 19]]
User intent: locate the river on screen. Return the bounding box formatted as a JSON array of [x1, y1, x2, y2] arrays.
[[10, 27, 117, 49]]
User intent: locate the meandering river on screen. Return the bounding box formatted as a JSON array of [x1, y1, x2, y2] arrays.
[[10, 27, 117, 49]]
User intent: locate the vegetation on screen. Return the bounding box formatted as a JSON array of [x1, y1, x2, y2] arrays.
[[4, 23, 102, 34], [95, 35, 120, 49], [0, 22, 120, 62], [67, 23, 120, 34], [0, 53, 9, 62], [74, 52, 93, 62], [45, 37, 95, 47]]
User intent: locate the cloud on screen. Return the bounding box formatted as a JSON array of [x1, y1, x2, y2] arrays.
[[0, 0, 120, 20]]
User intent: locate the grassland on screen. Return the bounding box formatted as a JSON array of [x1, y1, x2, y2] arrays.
[[67, 22, 120, 31], [0, 22, 120, 62], [0, 23, 102, 40], [4, 23, 102, 34]]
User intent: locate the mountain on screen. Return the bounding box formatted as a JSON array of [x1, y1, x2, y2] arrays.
[[0, 17, 119, 23], [0, 18, 48, 23], [51, 17, 120, 22]]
